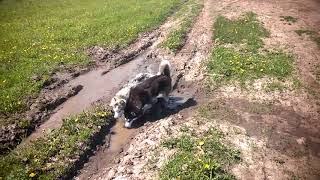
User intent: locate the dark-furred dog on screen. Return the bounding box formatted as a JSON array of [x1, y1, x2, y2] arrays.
[[124, 60, 171, 128]]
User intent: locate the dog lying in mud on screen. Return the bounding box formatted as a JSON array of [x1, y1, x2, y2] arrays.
[[124, 60, 172, 128], [110, 73, 154, 118]]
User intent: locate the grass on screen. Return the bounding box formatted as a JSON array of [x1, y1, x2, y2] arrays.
[[280, 16, 298, 23], [295, 29, 315, 36], [198, 100, 239, 122], [213, 12, 269, 52], [160, 128, 240, 179], [207, 12, 294, 87], [264, 82, 286, 92], [207, 47, 294, 86], [314, 65, 320, 83], [0, 106, 113, 179], [0, 0, 183, 115], [161, 0, 203, 52], [295, 29, 320, 48]]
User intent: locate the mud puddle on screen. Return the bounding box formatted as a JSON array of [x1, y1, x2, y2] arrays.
[[76, 119, 136, 179], [27, 52, 148, 141]]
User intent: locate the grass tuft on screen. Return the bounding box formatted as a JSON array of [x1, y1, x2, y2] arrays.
[[0, 106, 112, 179], [161, 0, 203, 52], [264, 82, 286, 92], [207, 47, 293, 85], [160, 128, 240, 179], [213, 12, 269, 52], [295, 29, 320, 48], [207, 12, 294, 87], [280, 16, 298, 23]]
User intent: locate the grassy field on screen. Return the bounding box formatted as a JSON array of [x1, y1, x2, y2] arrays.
[[0, 106, 112, 179], [207, 12, 294, 87], [0, 0, 182, 115]]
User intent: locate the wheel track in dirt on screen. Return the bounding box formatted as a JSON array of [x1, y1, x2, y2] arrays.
[[88, 0, 320, 179], [87, 0, 243, 179]]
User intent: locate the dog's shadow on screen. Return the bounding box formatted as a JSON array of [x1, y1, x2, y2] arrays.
[[130, 96, 197, 128]]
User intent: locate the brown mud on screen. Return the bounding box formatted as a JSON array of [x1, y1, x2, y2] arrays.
[[88, 0, 320, 179]]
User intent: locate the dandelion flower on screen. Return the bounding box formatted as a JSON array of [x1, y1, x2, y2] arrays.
[[198, 141, 205, 146], [204, 164, 210, 169], [29, 172, 36, 178]]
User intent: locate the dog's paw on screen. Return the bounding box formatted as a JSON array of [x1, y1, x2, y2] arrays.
[[124, 121, 133, 128]]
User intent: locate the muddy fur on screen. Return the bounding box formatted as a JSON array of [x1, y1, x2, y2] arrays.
[[124, 60, 172, 128], [110, 73, 154, 119]]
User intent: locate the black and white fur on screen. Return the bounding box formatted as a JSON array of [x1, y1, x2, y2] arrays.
[[110, 73, 154, 118], [124, 60, 171, 128]]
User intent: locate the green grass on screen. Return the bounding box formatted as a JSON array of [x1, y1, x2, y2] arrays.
[[207, 47, 294, 85], [161, 0, 203, 52], [213, 12, 269, 52], [0, 106, 112, 179], [160, 128, 240, 179], [295, 29, 320, 48], [0, 0, 183, 115], [280, 16, 298, 23], [264, 82, 286, 92], [207, 12, 294, 87]]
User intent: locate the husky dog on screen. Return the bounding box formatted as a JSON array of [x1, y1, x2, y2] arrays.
[[110, 72, 154, 118], [124, 60, 171, 128]]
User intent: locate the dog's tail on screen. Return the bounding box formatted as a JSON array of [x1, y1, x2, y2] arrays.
[[157, 60, 171, 77]]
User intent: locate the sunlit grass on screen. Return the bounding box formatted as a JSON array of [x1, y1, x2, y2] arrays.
[[0, 0, 183, 114], [213, 12, 269, 52], [160, 128, 240, 179], [0, 106, 112, 179], [161, 0, 203, 52], [207, 12, 293, 86]]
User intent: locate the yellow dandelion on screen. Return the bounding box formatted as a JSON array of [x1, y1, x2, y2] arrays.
[[29, 172, 36, 178], [198, 141, 205, 146], [204, 164, 210, 169]]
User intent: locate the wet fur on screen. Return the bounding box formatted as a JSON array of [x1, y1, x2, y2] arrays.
[[124, 60, 171, 128], [110, 73, 154, 118]]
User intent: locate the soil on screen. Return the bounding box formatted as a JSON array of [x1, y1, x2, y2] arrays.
[[83, 0, 320, 179], [3, 0, 320, 179]]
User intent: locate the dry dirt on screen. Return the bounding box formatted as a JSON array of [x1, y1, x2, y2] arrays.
[[4, 0, 320, 179]]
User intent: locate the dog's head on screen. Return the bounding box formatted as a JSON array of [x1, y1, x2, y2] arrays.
[[110, 96, 126, 118], [124, 103, 143, 128]]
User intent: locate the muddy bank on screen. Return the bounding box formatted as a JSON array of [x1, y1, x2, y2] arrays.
[[0, 23, 165, 154], [27, 52, 149, 141]]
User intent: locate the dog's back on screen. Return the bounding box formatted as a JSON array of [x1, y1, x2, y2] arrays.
[[124, 60, 172, 124]]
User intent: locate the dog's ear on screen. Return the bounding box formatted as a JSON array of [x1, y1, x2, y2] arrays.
[[120, 99, 126, 106]]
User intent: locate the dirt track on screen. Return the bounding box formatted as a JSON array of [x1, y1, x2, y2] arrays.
[[86, 0, 320, 179], [11, 0, 320, 179]]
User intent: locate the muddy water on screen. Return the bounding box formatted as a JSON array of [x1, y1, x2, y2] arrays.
[[28, 53, 148, 141], [76, 120, 137, 179]]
